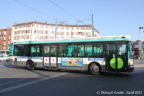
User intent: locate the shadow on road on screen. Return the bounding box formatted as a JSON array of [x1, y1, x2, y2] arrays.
[[1, 61, 137, 78]]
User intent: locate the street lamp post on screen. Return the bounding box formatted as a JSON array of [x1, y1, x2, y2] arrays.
[[139, 27, 144, 63]]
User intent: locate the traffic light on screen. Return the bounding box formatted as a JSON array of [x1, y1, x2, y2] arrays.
[[139, 27, 143, 29]]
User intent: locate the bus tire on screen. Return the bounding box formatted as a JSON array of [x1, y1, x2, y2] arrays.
[[26, 60, 35, 70], [88, 63, 101, 75]]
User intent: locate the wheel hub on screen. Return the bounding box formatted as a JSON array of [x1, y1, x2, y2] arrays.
[[92, 65, 99, 72]]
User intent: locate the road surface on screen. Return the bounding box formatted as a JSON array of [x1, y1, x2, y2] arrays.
[[0, 61, 143, 96]]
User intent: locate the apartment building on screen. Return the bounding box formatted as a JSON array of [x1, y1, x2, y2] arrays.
[[0, 28, 11, 55], [11, 21, 100, 42]]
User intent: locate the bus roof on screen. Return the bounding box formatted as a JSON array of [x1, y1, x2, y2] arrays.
[[13, 35, 131, 45]]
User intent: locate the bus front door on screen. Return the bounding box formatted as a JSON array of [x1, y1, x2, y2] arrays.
[[106, 43, 127, 71], [43, 45, 57, 68]]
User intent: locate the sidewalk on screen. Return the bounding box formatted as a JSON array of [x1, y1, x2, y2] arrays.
[[134, 59, 144, 68], [134, 64, 144, 68], [134, 59, 144, 64]]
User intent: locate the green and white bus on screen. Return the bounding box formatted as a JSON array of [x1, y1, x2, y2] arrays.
[[9, 35, 134, 74]]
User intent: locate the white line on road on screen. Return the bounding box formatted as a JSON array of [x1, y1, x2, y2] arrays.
[[0, 73, 36, 78], [0, 72, 68, 94], [0, 69, 8, 72], [0, 79, 26, 87]]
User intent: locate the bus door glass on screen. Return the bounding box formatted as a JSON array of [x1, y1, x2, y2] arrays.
[[106, 44, 117, 70], [44, 46, 50, 67], [50, 46, 57, 67], [117, 43, 127, 69], [44, 45, 57, 68]]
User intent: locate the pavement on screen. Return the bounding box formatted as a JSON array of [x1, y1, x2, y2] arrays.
[[0, 61, 144, 96], [134, 59, 144, 68], [134, 59, 144, 64]]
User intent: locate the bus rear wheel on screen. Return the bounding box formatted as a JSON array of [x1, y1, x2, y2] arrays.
[[26, 61, 35, 70], [89, 63, 101, 75]]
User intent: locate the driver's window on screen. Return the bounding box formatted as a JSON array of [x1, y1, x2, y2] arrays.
[[117, 44, 126, 56]]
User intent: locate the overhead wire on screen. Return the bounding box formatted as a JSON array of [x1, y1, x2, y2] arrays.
[[13, 0, 55, 20], [13, 0, 91, 24], [47, 0, 76, 20], [47, 0, 89, 24]]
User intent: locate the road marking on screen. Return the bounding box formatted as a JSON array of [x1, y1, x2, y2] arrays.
[[0, 73, 35, 78], [0, 79, 26, 87], [0, 69, 8, 72], [0, 65, 6, 68], [0, 72, 68, 94]]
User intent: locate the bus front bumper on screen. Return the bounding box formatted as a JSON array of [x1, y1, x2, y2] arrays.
[[118, 65, 134, 72], [126, 67, 134, 72], [106, 65, 134, 72]]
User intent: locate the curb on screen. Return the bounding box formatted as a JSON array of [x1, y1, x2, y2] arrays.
[[134, 64, 144, 68]]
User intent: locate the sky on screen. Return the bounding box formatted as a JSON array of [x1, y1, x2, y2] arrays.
[[0, 0, 144, 41]]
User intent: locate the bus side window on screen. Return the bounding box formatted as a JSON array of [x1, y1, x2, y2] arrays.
[[67, 45, 79, 57], [14, 45, 25, 56], [59, 45, 63, 57], [31, 46, 36, 56], [85, 45, 92, 57], [30, 45, 42, 57], [67, 45, 73, 57], [50, 46, 56, 57], [72, 45, 78, 56], [93, 44, 103, 57], [59, 45, 67, 57], [77, 45, 84, 57]]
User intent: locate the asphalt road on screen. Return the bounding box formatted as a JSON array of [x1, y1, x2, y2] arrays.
[[0, 61, 144, 96]]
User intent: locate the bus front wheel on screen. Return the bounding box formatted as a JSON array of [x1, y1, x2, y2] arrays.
[[26, 61, 35, 70], [89, 63, 101, 75]]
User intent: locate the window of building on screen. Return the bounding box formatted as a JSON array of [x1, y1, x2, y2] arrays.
[[3, 31, 6, 35], [38, 25, 41, 28], [3, 47, 5, 49]]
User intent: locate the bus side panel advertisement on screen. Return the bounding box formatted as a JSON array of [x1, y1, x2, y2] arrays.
[[61, 58, 83, 66]]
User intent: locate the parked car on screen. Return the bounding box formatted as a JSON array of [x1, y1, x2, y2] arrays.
[[0, 56, 3, 62], [0, 56, 10, 62]]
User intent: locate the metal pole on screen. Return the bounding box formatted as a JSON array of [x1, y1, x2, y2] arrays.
[[92, 14, 94, 37], [55, 19, 57, 40], [139, 27, 144, 63], [141, 42, 143, 64], [71, 27, 72, 38]]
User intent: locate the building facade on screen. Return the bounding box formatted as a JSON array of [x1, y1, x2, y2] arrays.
[[131, 40, 144, 59], [0, 28, 11, 55], [11, 21, 100, 42]]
